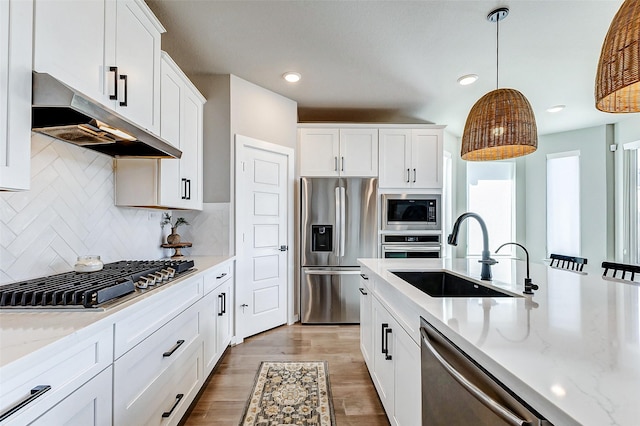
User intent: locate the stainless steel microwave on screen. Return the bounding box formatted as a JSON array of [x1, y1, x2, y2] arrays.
[[381, 194, 441, 231]]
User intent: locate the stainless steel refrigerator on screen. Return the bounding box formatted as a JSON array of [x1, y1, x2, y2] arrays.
[[300, 177, 377, 323]]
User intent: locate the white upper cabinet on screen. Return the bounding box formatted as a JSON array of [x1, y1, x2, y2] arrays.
[[33, 0, 164, 134], [0, 0, 32, 191], [115, 53, 204, 210], [379, 127, 443, 189], [299, 127, 378, 177]]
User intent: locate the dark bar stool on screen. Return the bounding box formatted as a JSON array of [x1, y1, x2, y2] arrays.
[[549, 253, 588, 272], [601, 261, 640, 281]]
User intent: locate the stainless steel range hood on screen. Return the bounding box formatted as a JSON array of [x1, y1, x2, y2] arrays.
[[31, 72, 181, 158]]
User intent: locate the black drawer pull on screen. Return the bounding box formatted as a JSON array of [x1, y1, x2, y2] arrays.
[[359, 287, 368, 295], [162, 393, 184, 418], [0, 385, 51, 421], [381, 323, 389, 355], [218, 293, 224, 316], [360, 273, 369, 280], [385, 327, 393, 360], [163, 339, 185, 357], [216, 272, 227, 279]]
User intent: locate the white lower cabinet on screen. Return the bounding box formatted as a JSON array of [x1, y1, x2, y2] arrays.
[[31, 366, 112, 426], [0, 260, 235, 425], [114, 292, 202, 425], [362, 271, 421, 426], [202, 264, 234, 375], [0, 325, 113, 425], [359, 272, 373, 370]]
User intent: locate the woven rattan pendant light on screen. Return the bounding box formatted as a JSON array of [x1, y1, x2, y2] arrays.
[[595, 0, 640, 112], [461, 8, 538, 161]]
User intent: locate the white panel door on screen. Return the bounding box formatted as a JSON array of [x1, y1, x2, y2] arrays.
[[236, 135, 291, 339]]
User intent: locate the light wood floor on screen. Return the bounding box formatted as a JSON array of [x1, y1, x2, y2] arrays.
[[182, 324, 390, 425]]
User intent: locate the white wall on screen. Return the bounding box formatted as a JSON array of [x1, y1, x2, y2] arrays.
[[524, 124, 614, 272]]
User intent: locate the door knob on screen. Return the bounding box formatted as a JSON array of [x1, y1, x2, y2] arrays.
[[279, 245, 288, 252]]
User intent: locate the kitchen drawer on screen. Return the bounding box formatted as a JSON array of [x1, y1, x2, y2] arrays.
[[113, 332, 203, 425], [374, 277, 422, 345], [203, 261, 233, 295], [114, 274, 203, 358], [0, 325, 112, 425], [114, 302, 200, 419], [25, 366, 112, 426]]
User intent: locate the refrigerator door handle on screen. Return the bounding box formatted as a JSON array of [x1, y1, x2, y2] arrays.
[[335, 186, 341, 257], [340, 186, 346, 257], [303, 269, 361, 275]]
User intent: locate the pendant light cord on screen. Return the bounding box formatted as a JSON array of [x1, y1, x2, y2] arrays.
[[496, 18, 499, 89]]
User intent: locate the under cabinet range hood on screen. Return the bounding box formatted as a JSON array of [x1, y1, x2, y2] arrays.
[[31, 72, 181, 158]]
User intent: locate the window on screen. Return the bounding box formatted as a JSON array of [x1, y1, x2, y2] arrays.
[[546, 151, 581, 257], [466, 162, 515, 256], [621, 142, 640, 264]]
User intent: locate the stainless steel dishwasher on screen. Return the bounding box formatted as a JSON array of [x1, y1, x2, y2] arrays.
[[420, 317, 552, 425]]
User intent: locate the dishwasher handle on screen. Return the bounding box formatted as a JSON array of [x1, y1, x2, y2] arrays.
[[420, 327, 529, 426]]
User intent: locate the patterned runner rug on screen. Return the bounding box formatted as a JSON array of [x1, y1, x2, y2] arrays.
[[239, 361, 336, 425]]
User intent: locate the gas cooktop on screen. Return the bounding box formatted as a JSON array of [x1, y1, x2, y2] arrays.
[[0, 259, 195, 311]]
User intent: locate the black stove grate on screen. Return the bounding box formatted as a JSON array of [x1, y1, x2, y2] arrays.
[[0, 260, 194, 309]]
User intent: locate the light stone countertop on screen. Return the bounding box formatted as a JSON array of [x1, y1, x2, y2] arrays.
[[0, 256, 234, 370], [358, 257, 640, 426]]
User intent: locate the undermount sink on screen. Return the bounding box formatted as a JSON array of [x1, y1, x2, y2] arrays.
[[391, 271, 516, 298]]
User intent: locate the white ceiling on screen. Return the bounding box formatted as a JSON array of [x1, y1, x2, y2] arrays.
[[146, 0, 631, 138]]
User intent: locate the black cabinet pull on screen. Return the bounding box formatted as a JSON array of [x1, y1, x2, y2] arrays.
[[413, 168, 417, 183], [181, 178, 187, 199], [119, 74, 128, 106], [162, 393, 184, 418], [406, 168, 410, 183], [381, 323, 388, 354], [186, 179, 191, 200], [163, 339, 185, 357], [0, 385, 51, 421], [360, 273, 369, 280], [218, 293, 224, 316], [385, 327, 393, 360], [222, 292, 226, 314], [341, 156, 344, 171], [216, 272, 227, 279], [359, 287, 368, 295], [109, 66, 118, 100]]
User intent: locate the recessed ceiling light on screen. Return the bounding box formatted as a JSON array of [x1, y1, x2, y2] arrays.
[[457, 74, 479, 86], [546, 104, 566, 113], [283, 72, 301, 83]]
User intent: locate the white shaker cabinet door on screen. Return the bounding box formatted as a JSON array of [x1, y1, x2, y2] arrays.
[[339, 128, 378, 177], [299, 128, 340, 176], [392, 324, 421, 426], [379, 129, 411, 188], [411, 128, 442, 189], [359, 271, 374, 370], [33, 0, 110, 106], [0, 0, 32, 191], [113, 0, 162, 134]]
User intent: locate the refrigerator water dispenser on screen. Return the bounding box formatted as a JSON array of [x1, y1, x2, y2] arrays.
[[311, 225, 332, 252]]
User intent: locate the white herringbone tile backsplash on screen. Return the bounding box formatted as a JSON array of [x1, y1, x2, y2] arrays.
[[0, 134, 230, 284]]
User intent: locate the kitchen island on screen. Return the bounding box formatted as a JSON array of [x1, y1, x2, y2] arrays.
[[0, 256, 234, 425], [359, 257, 640, 426]]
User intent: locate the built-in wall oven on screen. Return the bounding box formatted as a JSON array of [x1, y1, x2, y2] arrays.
[[381, 234, 441, 259]]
